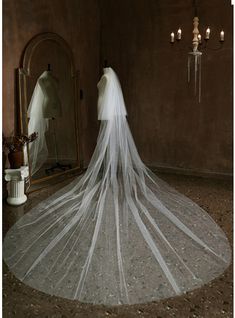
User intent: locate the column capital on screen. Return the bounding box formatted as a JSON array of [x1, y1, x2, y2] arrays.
[[5, 166, 29, 182]]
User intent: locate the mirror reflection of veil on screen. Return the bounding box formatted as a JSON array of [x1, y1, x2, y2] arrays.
[[26, 69, 62, 175]]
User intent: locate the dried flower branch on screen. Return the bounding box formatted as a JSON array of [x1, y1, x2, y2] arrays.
[[3, 132, 38, 153]]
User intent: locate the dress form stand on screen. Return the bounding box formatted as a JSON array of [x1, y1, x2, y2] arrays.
[[45, 117, 72, 174], [5, 166, 29, 205]]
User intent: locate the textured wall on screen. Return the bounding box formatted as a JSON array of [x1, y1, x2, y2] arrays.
[[100, 0, 233, 175], [3, 0, 100, 165], [3, 0, 233, 175]]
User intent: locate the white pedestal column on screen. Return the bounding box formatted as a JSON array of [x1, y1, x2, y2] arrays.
[[5, 166, 29, 206]]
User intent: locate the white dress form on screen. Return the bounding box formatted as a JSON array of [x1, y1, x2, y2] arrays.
[[97, 67, 127, 120], [27, 71, 62, 175], [38, 71, 62, 119]]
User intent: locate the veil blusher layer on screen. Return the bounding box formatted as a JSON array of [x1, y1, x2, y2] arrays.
[[97, 67, 127, 120]]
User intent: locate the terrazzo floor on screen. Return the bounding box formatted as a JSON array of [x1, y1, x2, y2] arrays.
[[3, 173, 233, 318]]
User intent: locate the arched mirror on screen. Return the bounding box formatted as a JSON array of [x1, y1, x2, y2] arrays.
[[17, 32, 83, 190]]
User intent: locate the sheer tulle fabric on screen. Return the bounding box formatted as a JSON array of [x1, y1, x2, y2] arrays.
[[26, 70, 62, 175], [97, 68, 127, 120], [26, 71, 50, 175], [4, 68, 231, 305]]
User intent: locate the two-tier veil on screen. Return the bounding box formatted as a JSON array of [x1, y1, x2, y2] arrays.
[[3, 67, 231, 305]]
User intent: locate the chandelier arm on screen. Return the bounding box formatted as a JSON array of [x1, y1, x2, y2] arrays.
[[203, 43, 224, 51], [170, 42, 195, 52], [198, 42, 224, 51]]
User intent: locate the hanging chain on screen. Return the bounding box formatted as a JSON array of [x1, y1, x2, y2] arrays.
[[193, 0, 198, 17]]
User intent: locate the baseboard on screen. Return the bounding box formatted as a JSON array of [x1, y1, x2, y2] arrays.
[[82, 163, 232, 180], [147, 164, 232, 180]]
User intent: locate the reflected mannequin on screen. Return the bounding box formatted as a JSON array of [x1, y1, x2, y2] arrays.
[[38, 70, 62, 119], [27, 70, 62, 176]]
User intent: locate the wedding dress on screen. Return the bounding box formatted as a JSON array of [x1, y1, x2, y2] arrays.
[[4, 67, 231, 305]]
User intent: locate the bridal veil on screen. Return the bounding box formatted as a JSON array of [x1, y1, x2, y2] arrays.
[[3, 67, 231, 305]]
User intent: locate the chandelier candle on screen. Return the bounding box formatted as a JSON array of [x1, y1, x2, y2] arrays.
[[177, 28, 182, 40], [220, 30, 225, 41], [205, 27, 210, 39]]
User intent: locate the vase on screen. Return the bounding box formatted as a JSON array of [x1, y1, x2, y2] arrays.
[[8, 151, 23, 169]]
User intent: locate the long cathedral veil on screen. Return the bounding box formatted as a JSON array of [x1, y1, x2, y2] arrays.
[[3, 67, 231, 305], [26, 71, 50, 175]]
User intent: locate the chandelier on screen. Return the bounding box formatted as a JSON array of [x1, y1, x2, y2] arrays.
[[170, 0, 225, 102]]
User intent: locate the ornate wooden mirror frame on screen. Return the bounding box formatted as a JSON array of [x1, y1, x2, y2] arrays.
[[17, 32, 83, 192]]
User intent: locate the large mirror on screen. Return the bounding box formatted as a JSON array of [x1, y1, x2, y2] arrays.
[[17, 33, 83, 190]]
